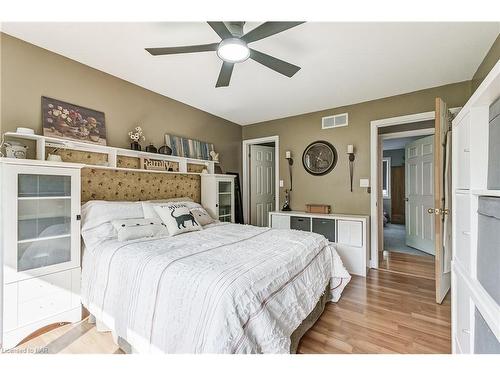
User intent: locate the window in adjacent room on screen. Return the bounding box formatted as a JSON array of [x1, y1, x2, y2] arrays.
[[382, 157, 391, 199]]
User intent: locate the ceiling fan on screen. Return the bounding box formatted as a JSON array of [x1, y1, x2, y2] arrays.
[[145, 21, 304, 88]]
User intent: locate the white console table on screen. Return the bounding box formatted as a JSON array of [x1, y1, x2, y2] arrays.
[[268, 211, 370, 277]]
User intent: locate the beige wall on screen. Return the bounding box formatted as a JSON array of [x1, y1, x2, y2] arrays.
[[1, 30, 498, 216], [471, 34, 500, 92], [0, 33, 242, 173], [242, 82, 471, 215]]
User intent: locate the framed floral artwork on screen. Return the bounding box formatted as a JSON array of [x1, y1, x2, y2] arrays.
[[41, 96, 107, 145]]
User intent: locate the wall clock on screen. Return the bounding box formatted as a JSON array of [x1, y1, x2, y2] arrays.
[[302, 140, 338, 176]]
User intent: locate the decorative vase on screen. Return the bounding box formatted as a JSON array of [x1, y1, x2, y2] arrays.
[[131, 141, 141, 151], [146, 143, 158, 153], [158, 145, 172, 155]]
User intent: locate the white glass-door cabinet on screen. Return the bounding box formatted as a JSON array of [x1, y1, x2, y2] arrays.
[[201, 174, 235, 223], [0, 159, 83, 350]]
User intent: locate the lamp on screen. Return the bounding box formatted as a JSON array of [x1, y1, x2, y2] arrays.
[[347, 145, 355, 192], [282, 151, 294, 211]]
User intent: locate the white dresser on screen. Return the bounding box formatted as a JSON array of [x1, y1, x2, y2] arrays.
[[269, 211, 370, 276], [201, 174, 235, 223], [0, 158, 83, 350]]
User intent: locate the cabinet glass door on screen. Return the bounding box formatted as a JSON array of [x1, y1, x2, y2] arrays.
[[17, 174, 72, 272], [217, 180, 232, 222]]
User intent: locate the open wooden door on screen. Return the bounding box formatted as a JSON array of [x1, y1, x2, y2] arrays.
[[434, 97, 451, 303], [391, 166, 405, 224]]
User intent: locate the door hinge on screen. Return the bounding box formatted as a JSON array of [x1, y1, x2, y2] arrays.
[[76, 214, 81, 221]]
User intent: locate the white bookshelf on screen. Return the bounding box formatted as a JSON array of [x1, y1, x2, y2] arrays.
[[4, 132, 217, 174], [451, 60, 500, 354]]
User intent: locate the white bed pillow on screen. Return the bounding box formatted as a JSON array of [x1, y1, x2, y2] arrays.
[[142, 200, 200, 219], [190, 207, 216, 226], [81, 200, 145, 249], [111, 218, 168, 241], [154, 203, 202, 236], [145, 197, 193, 203]]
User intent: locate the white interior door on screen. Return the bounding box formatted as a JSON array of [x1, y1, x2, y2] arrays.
[[250, 145, 275, 227], [405, 135, 435, 255]]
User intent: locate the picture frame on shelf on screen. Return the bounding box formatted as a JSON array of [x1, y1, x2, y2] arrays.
[[165, 134, 214, 160]]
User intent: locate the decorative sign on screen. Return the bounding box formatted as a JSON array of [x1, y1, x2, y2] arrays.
[[139, 158, 173, 171]]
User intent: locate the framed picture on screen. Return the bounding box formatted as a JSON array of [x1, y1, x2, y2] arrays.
[[42, 96, 107, 145], [165, 134, 214, 160]]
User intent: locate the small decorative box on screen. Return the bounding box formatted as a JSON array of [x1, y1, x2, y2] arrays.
[[305, 204, 331, 214]]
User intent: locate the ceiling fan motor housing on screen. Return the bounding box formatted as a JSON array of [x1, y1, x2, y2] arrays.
[[225, 22, 245, 37]]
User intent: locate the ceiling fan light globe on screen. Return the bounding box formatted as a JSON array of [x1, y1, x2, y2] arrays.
[[217, 38, 250, 63]]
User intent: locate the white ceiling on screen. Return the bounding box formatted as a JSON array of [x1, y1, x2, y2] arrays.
[[2, 22, 499, 125]]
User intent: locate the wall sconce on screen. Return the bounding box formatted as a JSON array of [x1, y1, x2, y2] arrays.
[[347, 145, 355, 192], [283, 151, 294, 211]]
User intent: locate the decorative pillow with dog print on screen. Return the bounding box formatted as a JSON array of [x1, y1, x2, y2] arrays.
[[154, 203, 202, 236]]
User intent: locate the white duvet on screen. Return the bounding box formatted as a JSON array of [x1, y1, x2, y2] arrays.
[[81, 222, 351, 353]]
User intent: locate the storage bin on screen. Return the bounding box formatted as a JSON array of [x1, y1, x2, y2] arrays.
[[474, 308, 500, 354], [477, 196, 500, 305], [290, 216, 311, 232], [488, 96, 500, 189], [312, 218, 335, 242]]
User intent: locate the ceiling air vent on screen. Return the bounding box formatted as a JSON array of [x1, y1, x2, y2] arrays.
[[322, 113, 348, 129]]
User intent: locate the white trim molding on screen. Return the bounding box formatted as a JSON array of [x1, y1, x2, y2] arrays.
[[242, 136, 280, 224]]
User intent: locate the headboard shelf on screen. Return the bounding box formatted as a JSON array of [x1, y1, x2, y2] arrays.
[[89, 164, 203, 176], [4, 132, 217, 174]]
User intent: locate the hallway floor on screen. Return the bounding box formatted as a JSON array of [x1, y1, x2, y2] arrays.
[[383, 223, 431, 256]]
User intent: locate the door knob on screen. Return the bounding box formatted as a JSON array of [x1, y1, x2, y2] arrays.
[[427, 208, 449, 215]]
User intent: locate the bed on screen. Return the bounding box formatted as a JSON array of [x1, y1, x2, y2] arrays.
[[80, 200, 351, 354]]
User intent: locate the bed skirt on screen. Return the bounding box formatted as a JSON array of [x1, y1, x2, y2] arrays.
[[289, 282, 329, 353]]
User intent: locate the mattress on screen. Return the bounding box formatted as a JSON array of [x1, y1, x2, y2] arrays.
[[81, 222, 351, 353]]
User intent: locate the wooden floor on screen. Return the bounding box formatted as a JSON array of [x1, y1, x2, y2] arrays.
[[378, 250, 435, 280], [298, 270, 450, 353], [10, 270, 450, 354]]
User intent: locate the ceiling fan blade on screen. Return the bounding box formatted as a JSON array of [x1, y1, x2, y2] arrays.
[[145, 43, 219, 56], [215, 61, 234, 88], [249, 49, 300, 78], [207, 22, 233, 40], [241, 22, 304, 44]]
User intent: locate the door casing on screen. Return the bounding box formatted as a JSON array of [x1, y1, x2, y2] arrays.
[[370, 108, 460, 268]]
